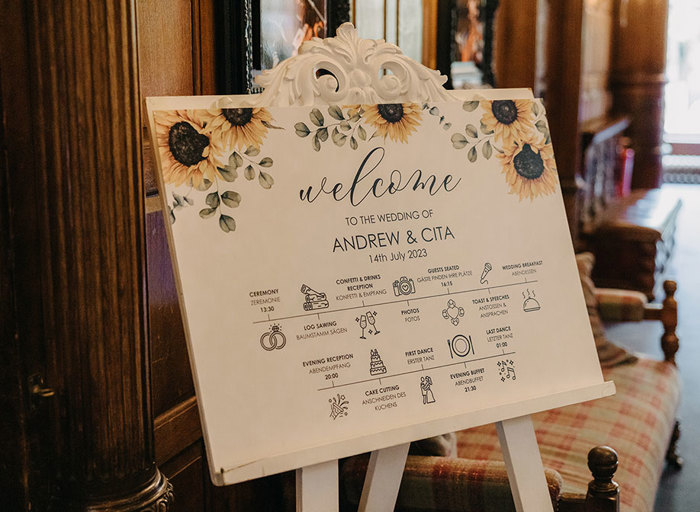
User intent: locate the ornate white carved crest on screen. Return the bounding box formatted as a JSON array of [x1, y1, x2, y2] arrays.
[[248, 23, 457, 107]]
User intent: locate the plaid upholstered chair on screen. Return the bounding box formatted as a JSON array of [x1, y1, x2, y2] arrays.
[[341, 255, 681, 512]]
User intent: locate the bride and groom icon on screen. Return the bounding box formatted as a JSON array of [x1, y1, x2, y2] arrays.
[[420, 376, 435, 404]]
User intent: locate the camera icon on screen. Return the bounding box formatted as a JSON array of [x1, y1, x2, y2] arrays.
[[393, 276, 416, 296]]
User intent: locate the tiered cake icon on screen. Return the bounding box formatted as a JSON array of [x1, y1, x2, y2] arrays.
[[369, 349, 387, 376]]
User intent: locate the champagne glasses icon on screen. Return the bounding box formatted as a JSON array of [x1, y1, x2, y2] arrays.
[[366, 311, 380, 334], [358, 315, 367, 339]]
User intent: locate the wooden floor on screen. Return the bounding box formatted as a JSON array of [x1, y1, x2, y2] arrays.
[[604, 184, 700, 510]]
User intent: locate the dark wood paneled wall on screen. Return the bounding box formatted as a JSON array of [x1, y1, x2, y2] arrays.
[[0, 52, 29, 510]]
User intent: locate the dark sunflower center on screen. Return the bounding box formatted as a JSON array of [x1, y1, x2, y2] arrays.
[[513, 144, 545, 180], [168, 122, 209, 167], [377, 104, 404, 124], [222, 108, 253, 126], [491, 100, 518, 125]]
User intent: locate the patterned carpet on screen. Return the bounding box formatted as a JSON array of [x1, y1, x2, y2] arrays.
[[603, 184, 700, 510]]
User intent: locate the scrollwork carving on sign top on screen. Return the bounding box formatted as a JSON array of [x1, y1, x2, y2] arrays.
[[243, 23, 457, 107]]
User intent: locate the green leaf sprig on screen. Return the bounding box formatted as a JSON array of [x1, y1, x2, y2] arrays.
[[168, 190, 194, 224], [422, 103, 452, 130], [294, 105, 368, 151], [450, 100, 505, 163]]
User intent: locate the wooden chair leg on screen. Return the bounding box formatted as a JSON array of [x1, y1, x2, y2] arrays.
[[666, 420, 684, 469], [660, 281, 679, 365]]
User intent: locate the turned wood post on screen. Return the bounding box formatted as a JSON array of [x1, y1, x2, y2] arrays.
[[585, 446, 620, 512], [661, 280, 679, 365], [0, 1, 172, 509]]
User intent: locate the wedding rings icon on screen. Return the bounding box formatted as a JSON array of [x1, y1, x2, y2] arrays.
[[260, 324, 286, 351]]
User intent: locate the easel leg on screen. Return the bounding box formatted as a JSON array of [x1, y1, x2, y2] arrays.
[[296, 459, 338, 512], [497, 416, 554, 512], [358, 442, 410, 512]]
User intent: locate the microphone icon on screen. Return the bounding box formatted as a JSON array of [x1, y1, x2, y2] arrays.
[[480, 262, 492, 285]]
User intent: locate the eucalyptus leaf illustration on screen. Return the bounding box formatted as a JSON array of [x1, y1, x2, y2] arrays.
[[465, 124, 478, 138], [429, 106, 440, 116], [332, 126, 347, 146], [350, 136, 358, 150], [184, 196, 194, 205], [357, 125, 367, 141], [295, 122, 311, 137], [244, 165, 255, 180], [195, 178, 213, 191], [310, 108, 324, 127], [532, 102, 541, 116], [328, 105, 344, 121], [219, 214, 236, 233], [536, 120, 549, 135], [221, 191, 241, 208], [245, 145, 260, 156], [317, 127, 329, 142], [312, 132, 321, 152], [172, 193, 186, 207], [205, 191, 220, 208], [451, 133, 468, 149], [482, 140, 493, 159], [463, 100, 480, 112], [199, 207, 216, 219], [258, 157, 273, 167], [168, 206, 176, 224], [443, 122, 452, 130], [468, 146, 478, 163], [480, 121, 494, 135], [217, 166, 238, 182], [340, 120, 351, 131], [259, 171, 274, 189], [231, 152, 244, 168]]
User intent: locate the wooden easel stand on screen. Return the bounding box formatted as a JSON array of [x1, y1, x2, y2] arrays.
[[297, 415, 553, 512]]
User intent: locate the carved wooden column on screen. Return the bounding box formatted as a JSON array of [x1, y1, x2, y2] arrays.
[[1, 1, 172, 509], [544, 0, 585, 242], [611, 0, 669, 189]]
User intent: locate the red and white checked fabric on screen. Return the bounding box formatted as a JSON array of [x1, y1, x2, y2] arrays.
[[596, 288, 648, 322], [342, 359, 679, 511], [342, 454, 563, 512], [456, 358, 680, 512]]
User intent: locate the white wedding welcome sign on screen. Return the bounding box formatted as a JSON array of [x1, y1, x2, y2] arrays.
[[147, 80, 614, 488]]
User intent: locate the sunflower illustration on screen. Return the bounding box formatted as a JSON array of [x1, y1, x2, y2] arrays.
[[499, 135, 558, 200], [362, 103, 422, 143], [155, 110, 221, 188], [203, 107, 272, 149], [481, 99, 535, 148]]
